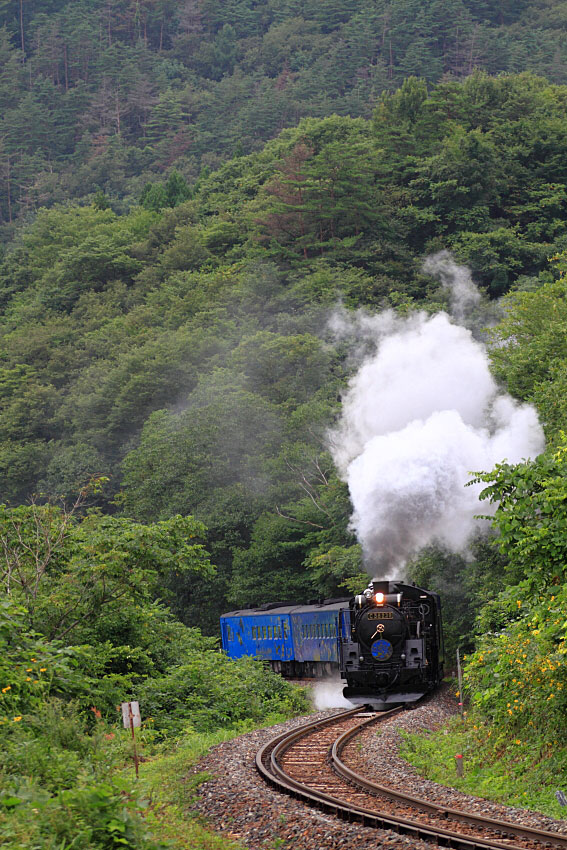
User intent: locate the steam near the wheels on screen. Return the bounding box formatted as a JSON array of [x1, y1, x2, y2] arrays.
[[329, 253, 545, 575]]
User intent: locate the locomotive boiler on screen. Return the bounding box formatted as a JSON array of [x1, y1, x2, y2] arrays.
[[340, 578, 444, 706]]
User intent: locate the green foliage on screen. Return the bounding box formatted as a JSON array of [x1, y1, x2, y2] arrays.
[[138, 651, 309, 737], [0, 502, 309, 849], [488, 273, 567, 437], [0, 500, 214, 643], [399, 716, 567, 819], [133, 726, 248, 850], [228, 461, 357, 607], [471, 441, 567, 589], [140, 172, 192, 212], [464, 584, 567, 736], [406, 544, 500, 658], [460, 444, 567, 756], [8, 50, 567, 821]]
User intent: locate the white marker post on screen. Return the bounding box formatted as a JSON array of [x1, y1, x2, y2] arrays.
[[121, 701, 141, 778]]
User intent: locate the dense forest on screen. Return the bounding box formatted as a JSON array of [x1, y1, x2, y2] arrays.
[[4, 0, 567, 846], [2, 0, 567, 231]]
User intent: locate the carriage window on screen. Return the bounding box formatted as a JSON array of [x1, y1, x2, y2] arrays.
[[284, 621, 289, 640], [262, 626, 267, 639], [268, 626, 273, 639]]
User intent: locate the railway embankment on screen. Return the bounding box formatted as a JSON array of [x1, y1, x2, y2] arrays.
[[191, 688, 567, 850]]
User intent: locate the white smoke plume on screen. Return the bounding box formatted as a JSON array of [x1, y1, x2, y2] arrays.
[[423, 249, 481, 323], [311, 678, 355, 709], [329, 254, 545, 575]]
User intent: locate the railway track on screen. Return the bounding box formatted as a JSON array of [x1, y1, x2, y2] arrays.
[[255, 706, 567, 850]]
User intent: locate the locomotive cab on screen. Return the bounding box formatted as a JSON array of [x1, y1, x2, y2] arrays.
[[340, 579, 443, 708]]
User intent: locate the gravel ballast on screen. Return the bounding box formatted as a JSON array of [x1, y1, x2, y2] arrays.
[[190, 687, 567, 849]]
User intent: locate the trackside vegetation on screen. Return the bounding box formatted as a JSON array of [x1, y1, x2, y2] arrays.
[[0, 497, 308, 848]]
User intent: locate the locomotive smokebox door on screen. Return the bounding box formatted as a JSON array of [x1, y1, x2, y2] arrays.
[[356, 606, 405, 651]]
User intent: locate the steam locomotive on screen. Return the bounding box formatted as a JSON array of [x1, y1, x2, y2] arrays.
[[220, 579, 443, 707]]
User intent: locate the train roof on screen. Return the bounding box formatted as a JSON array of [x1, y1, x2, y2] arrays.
[[221, 598, 352, 618]]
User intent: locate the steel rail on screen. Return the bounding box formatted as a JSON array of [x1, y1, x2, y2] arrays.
[[332, 714, 567, 849], [256, 707, 567, 850]]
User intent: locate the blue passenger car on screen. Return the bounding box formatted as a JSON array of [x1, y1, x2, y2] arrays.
[[220, 600, 349, 676], [220, 608, 294, 664]]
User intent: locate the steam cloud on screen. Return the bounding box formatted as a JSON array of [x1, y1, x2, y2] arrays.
[[329, 253, 545, 575], [311, 679, 354, 709]]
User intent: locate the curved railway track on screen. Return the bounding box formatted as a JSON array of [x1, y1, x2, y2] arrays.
[[255, 706, 567, 850]]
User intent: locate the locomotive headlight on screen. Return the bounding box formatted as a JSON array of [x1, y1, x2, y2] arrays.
[[374, 592, 385, 605], [363, 589, 373, 599]]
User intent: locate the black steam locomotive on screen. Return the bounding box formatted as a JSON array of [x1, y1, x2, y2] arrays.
[[341, 578, 444, 706], [221, 578, 443, 707]]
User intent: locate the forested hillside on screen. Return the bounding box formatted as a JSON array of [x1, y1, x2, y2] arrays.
[[2, 0, 567, 231], [2, 63, 567, 660], [4, 2, 567, 841], [3, 70, 567, 627]]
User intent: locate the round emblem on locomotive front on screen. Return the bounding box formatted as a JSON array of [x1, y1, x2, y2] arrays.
[[377, 623, 385, 632], [371, 639, 393, 660]]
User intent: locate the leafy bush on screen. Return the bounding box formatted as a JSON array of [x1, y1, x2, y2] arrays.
[[137, 651, 309, 736], [464, 584, 567, 740], [0, 777, 165, 850]]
